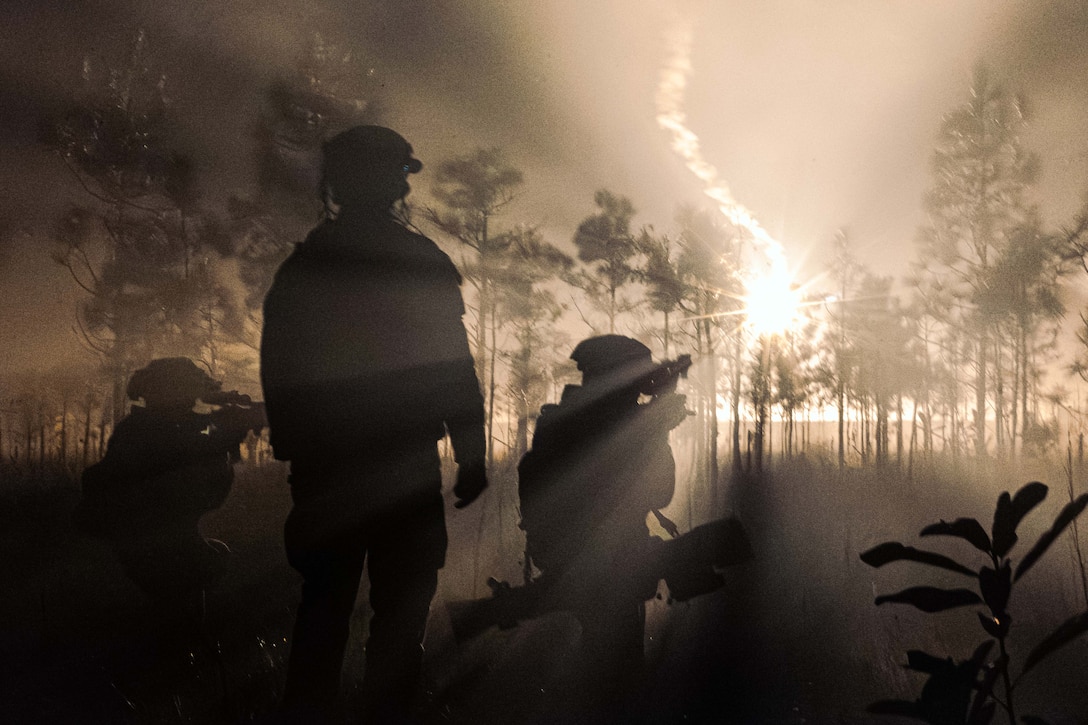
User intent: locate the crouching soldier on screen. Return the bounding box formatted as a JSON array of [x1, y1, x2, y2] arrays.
[[447, 336, 752, 721], [75, 357, 265, 613], [517, 335, 692, 718]]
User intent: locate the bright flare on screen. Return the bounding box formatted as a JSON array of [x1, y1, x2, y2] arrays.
[[744, 265, 801, 336]]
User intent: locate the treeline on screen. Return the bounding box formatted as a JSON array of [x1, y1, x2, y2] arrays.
[[4, 32, 1088, 489]]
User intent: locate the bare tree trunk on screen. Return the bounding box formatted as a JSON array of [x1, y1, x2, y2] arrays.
[[60, 399, 69, 470], [786, 407, 794, 458], [860, 396, 869, 467], [753, 338, 768, 477], [767, 403, 772, 469], [82, 399, 93, 469], [1019, 322, 1029, 456], [662, 310, 671, 357], [837, 379, 845, 469], [908, 395, 918, 480], [975, 325, 989, 457], [896, 392, 904, 469], [474, 215, 490, 384], [1011, 328, 1021, 458], [707, 351, 718, 500], [994, 334, 1005, 456], [923, 335, 933, 457], [731, 333, 743, 474], [608, 286, 616, 334], [38, 404, 46, 473], [99, 397, 110, 459], [25, 416, 33, 469], [513, 339, 531, 459], [487, 314, 498, 467]]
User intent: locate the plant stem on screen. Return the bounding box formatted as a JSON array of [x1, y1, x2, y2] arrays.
[[998, 636, 1016, 724]]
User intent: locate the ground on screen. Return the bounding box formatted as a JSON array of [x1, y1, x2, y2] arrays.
[[1, 456, 1086, 723]]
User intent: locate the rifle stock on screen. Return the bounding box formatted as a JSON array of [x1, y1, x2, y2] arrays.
[[446, 517, 752, 642], [446, 578, 552, 642]]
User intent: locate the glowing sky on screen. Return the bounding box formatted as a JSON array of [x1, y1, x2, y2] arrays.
[[2, 1, 1088, 374]]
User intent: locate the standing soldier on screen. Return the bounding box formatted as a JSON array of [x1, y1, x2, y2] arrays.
[[260, 126, 488, 723]]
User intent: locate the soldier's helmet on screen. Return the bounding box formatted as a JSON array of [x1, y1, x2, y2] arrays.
[[570, 335, 656, 393], [127, 358, 221, 404], [321, 125, 422, 205]]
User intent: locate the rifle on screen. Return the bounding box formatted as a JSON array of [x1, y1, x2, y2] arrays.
[[639, 353, 692, 397], [204, 390, 267, 461], [636, 353, 694, 436], [446, 516, 753, 642]]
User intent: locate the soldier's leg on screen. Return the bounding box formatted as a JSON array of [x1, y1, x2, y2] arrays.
[[360, 497, 446, 721], [282, 513, 366, 713], [575, 599, 646, 719]]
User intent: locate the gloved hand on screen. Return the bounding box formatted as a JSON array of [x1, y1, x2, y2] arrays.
[[651, 392, 691, 432], [454, 460, 488, 509]]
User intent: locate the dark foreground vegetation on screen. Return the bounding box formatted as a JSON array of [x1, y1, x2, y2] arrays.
[[2, 453, 1086, 724]]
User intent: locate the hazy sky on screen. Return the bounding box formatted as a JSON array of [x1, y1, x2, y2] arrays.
[[3, 0, 1088, 375]]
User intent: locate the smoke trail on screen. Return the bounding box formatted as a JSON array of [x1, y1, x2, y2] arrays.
[[655, 14, 789, 277]]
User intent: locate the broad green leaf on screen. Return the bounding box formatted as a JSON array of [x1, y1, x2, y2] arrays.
[[921, 518, 992, 554], [875, 586, 983, 613], [860, 542, 976, 576], [978, 563, 1011, 615], [992, 482, 1048, 558], [1015, 494, 1088, 582], [1020, 611, 1088, 677]]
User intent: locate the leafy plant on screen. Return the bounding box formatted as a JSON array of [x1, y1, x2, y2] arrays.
[[861, 481, 1088, 724]]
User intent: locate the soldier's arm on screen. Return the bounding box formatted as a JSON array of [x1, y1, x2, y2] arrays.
[[645, 446, 677, 512], [445, 348, 488, 507], [433, 253, 488, 505], [421, 249, 487, 464]]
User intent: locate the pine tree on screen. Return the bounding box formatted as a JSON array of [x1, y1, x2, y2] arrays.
[[424, 147, 525, 461], [47, 30, 239, 422], [571, 190, 642, 334], [916, 64, 1037, 457]]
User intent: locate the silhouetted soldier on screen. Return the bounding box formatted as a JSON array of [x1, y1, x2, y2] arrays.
[[518, 335, 688, 720], [76, 358, 265, 612], [260, 125, 488, 723]]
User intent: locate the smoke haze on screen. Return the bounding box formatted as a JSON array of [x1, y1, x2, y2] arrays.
[[3, 1, 1088, 373]]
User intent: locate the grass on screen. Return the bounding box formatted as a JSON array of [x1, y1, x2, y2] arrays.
[[0, 453, 1085, 723]]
